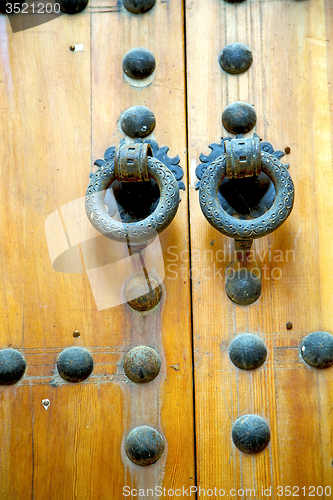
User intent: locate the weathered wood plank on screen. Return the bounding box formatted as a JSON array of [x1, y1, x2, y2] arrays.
[[0, 1, 195, 497], [186, 0, 333, 493]]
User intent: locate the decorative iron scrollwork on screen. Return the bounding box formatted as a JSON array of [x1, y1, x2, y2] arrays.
[[196, 134, 288, 189], [92, 138, 185, 190]]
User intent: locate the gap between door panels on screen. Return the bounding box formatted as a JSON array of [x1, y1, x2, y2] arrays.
[[183, 0, 199, 498]]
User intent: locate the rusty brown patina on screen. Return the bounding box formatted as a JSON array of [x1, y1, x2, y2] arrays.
[[125, 275, 162, 312], [123, 346, 161, 384], [125, 426, 164, 466]]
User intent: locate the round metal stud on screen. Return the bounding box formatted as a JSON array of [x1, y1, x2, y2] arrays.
[[226, 268, 261, 305], [0, 349, 26, 385], [219, 43, 253, 75], [222, 101, 257, 135], [125, 276, 162, 311], [57, 347, 93, 382], [120, 106, 156, 138], [122, 48, 156, 80], [229, 334, 267, 370], [123, 346, 161, 383], [232, 415, 270, 454], [123, 0, 155, 13], [300, 331, 333, 369], [59, 0, 88, 13], [125, 426, 164, 466]]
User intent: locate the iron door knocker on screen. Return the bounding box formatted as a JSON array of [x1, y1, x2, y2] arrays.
[[85, 142, 181, 244], [197, 135, 295, 305], [85, 140, 184, 313]]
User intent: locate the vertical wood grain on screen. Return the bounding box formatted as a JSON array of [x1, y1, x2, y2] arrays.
[[0, 1, 195, 498], [186, 0, 333, 494]]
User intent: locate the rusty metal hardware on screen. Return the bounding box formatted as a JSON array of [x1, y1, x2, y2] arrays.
[[59, 0, 88, 13], [123, 345, 161, 383], [225, 135, 261, 179], [125, 426, 164, 466], [120, 105, 156, 138], [232, 415, 270, 454], [122, 48, 156, 80], [219, 43, 253, 75], [225, 266, 262, 305], [196, 135, 285, 205], [86, 141, 182, 244], [0, 348, 26, 385], [300, 332, 333, 369], [222, 101, 257, 135], [123, 0, 155, 14], [125, 275, 162, 311], [57, 347, 94, 383], [197, 134, 294, 304], [198, 136, 294, 251], [115, 143, 151, 183], [229, 334, 267, 370]]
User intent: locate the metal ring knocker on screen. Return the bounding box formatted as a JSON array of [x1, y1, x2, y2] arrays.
[[85, 143, 180, 244], [198, 136, 295, 305], [199, 147, 294, 243]]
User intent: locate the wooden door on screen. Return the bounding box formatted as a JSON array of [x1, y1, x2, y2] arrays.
[[187, 0, 333, 497], [1, 0, 333, 498], [0, 1, 195, 498]]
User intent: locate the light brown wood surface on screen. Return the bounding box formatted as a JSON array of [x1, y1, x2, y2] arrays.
[[1, 0, 333, 498], [186, 0, 333, 496], [0, 2, 195, 498]]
